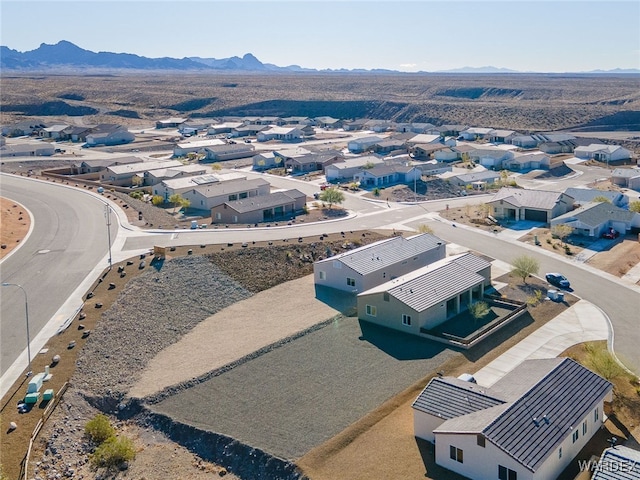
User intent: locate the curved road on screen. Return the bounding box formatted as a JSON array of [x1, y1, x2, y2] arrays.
[[0, 174, 118, 380]]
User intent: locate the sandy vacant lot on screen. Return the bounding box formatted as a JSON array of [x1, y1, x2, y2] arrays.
[[0, 196, 30, 259]]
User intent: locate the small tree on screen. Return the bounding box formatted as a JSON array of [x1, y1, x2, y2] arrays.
[[320, 187, 345, 209], [151, 195, 164, 206], [511, 255, 539, 285], [168, 193, 187, 213], [417, 224, 434, 234], [584, 343, 626, 381], [629, 200, 640, 213], [211, 162, 222, 171], [131, 175, 144, 187], [373, 187, 381, 197], [592, 195, 612, 203], [500, 169, 510, 185], [179, 197, 191, 211], [362, 161, 375, 170], [91, 436, 136, 468], [551, 224, 573, 246], [85, 414, 115, 444]]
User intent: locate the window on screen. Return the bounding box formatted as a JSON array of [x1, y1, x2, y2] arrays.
[[449, 446, 463, 463], [319, 271, 326, 280], [582, 421, 587, 435], [558, 447, 562, 459], [347, 278, 356, 287], [594, 408, 599, 422], [366, 305, 377, 317], [572, 430, 579, 443], [239, 192, 248, 199], [402, 314, 411, 326], [383, 292, 389, 302], [215, 212, 222, 220], [229, 194, 238, 201], [477, 435, 485, 448], [498, 465, 517, 480], [332, 261, 342, 269], [232, 216, 238, 223]]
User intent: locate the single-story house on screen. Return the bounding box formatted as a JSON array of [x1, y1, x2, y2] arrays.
[[413, 357, 612, 480], [574, 144, 631, 162], [85, 124, 135, 147], [357, 252, 491, 334], [611, 167, 640, 191], [502, 153, 550, 171], [100, 159, 183, 186], [207, 122, 244, 135], [173, 139, 225, 157], [412, 143, 449, 160], [204, 144, 255, 162], [434, 147, 460, 162], [184, 177, 271, 211], [153, 172, 247, 198], [450, 170, 501, 189], [314, 116, 343, 129], [511, 133, 576, 149], [373, 139, 407, 155], [1, 121, 48, 137], [156, 117, 188, 129], [395, 122, 437, 134], [179, 121, 213, 135], [284, 151, 343, 174], [459, 127, 494, 141], [143, 164, 209, 187], [348, 136, 385, 154], [365, 120, 393, 132], [416, 161, 453, 177], [256, 126, 303, 142], [549, 201, 639, 238], [488, 187, 575, 223], [342, 119, 370, 131], [0, 142, 56, 157], [563, 187, 628, 208], [592, 446, 640, 480], [211, 189, 306, 224], [41, 124, 70, 140], [71, 156, 141, 174], [281, 116, 312, 125], [64, 125, 93, 142], [354, 164, 420, 188], [252, 147, 313, 171], [324, 155, 385, 182], [229, 124, 268, 138], [437, 125, 468, 137], [407, 134, 442, 146], [468, 147, 515, 169], [251, 116, 284, 126], [313, 233, 446, 294], [488, 129, 518, 144]]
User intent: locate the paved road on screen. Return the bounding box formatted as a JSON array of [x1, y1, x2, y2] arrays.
[[0, 174, 118, 378]]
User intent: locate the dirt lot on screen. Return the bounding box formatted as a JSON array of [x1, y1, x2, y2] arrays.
[[587, 236, 640, 278], [0, 196, 30, 259], [360, 178, 488, 202]]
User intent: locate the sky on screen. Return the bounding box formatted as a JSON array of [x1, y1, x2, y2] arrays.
[[1, 0, 639, 73]]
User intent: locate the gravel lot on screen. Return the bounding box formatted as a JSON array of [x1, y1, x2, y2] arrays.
[[74, 255, 252, 399], [151, 316, 459, 460]]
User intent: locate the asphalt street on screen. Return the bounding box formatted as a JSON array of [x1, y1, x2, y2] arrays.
[[0, 175, 118, 378]]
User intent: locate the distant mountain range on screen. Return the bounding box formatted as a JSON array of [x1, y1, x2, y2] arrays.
[[1, 41, 638, 74]]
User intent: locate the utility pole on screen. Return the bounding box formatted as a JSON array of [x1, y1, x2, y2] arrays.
[[2, 283, 32, 377], [104, 203, 112, 269]]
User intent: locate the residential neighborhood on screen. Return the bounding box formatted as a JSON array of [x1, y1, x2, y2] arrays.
[[2, 110, 640, 480]]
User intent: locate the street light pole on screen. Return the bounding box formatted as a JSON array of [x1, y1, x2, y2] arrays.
[[104, 203, 112, 269], [2, 283, 32, 377]]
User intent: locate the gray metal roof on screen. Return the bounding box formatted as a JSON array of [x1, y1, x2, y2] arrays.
[[224, 189, 305, 213], [553, 201, 635, 227], [564, 188, 622, 204], [593, 446, 640, 480], [482, 358, 612, 472], [412, 377, 505, 419], [454, 170, 500, 183], [612, 168, 640, 179], [490, 187, 573, 210], [388, 261, 484, 312], [316, 233, 445, 275]]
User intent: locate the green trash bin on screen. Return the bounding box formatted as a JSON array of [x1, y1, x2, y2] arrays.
[[24, 392, 40, 404], [43, 389, 54, 401]]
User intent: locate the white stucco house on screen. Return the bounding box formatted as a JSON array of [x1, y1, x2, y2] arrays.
[[413, 357, 613, 480], [353, 164, 420, 188], [347, 136, 385, 154], [611, 168, 640, 191], [487, 188, 575, 223], [313, 233, 446, 294], [574, 144, 631, 162], [324, 155, 384, 182], [256, 126, 303, 142], [550, 201, 640, 238]]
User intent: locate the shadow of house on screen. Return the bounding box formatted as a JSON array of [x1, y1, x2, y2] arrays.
[[358, 320, 448, 361], [314, 285, 357, 315]]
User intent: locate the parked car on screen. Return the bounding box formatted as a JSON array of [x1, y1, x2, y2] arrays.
[[602, 228, 619, 239], [545, 273, 570, 289]]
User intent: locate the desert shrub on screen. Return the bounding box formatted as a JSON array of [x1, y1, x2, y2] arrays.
[[85, 414, 115, 444], [129, 191, 143, 200], [526, 289, 544, 307], [373, 187, 381, 197], [417, 224, 434, 234], [91, 436, 136, 468], [511, 255, 539, 284], [151, 195, 164, 206], [546, 238, 552, 244], [584, 343, 626, 380], [468, 301, 490, 320]]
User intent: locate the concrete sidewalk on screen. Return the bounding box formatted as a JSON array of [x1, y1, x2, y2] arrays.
[[473, 301, 611, 387]]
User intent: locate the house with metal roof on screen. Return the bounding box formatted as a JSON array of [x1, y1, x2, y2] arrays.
[[451, 170, 501, 189], [563, 188, 628, 208], [211, 189, 306, 224], [183, 177, 270, 211], [550, 201, 639, 238], [313, 233, 446, 294], [143, 164, 210, 187], [611, 168, 640, 191], [502, 152, 550, 172], [100, 159, 183, 186], [353, 164, 420, 188], [153, 172, 247, 198], [85, 124, 135, 147], [488, 129, 519, 144], [574, 144, 631, 162], [487, 187, 575, 223], [468, 147, 515, 169], [204, 143, 255, 162], [347, 136, 385, 154], [357, 253, 491, 334], [173, 138, 225, 157], [413, 357, 613, 480], [284, 151, 343, 174], [314, 116, 342, 129], [459, 127, 494, 141], [592, 445, 640, 480], [256, 126, 304, 142], [156, 117, 188, 129], [324, 155, 385, 182]]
